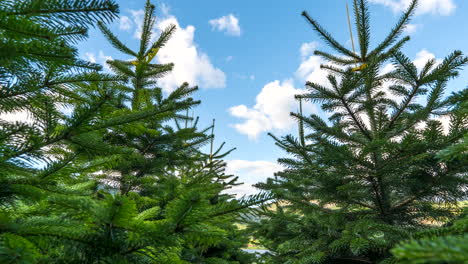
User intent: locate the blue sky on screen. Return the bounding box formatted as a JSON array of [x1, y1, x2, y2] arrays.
[[79, 0, 468, 196]]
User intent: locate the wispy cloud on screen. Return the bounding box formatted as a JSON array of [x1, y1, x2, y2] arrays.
[[119, 16, 132, 31], [225, 160, 282, 197], [369, 0, 456, 16], [209, 14, 241, 36], [403, 23, 421, 34]]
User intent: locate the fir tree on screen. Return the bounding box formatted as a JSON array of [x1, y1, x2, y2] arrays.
[[91, 1, 264, 262], [254, 0, 468, 263], [0, 0, 126, 261], [1, 0, 254, 262]]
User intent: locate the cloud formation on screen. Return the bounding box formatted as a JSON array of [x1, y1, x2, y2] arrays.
[[296, 52, 329, 85], [209, 14, 241, 36], [403, 23, 421, 34], [126, 8, 226, 92], [229, 42, 324, 140], [84, 50, 112, 71], [300, 41, 319, 58], [369, 0, 456, 16], [155, 16, 226, 91], [229, 80, 312, 140], [225, 160, 282, 197], [119, 16, 132, 31]]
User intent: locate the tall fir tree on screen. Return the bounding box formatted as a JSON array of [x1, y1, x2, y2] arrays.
[[89, 1, 264, 262], [0, 0, 261, 263], [253, 0, 468, 263]]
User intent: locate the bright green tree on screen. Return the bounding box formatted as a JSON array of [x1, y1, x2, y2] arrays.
[[0, 0, 258, 263], [253, 0, 468, 263], [87, 1, 263, 262]]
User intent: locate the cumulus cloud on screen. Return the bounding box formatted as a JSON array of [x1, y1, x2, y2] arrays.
[[119, 16, 132, 31], [127, 9, 226, 92], [300, 41, 319, 58], [380, 49, 440, 77], [209, 14, 241, 36], [229, 42, 325, 139], [408, 50, 449, 133], [369, 0, 456, 16], [412, 49, 441, 70], [85, 52, 96, 63], [403, 23, 420, 34], [155, 16, 226, 91], [229, 80, 315, 140], [99, 50, 112, 62], [296, 53, 329, 85], [225, 160, 283, 197]]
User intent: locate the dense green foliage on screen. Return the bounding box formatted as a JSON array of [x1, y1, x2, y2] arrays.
[[252, 0, 468, 263], [0, 0, 260, 263], [1, 0, 467, 263]]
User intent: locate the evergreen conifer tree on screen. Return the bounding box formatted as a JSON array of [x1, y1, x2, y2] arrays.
[[0, 0, 260, 262], [88, 1, 264, 262], [253, 0, 468, 263]]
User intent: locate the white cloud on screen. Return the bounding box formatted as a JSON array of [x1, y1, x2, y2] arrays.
[[369, 0, 456, 16], [98, 50, 113, 71], [403, 23, 420, 34], [119, 16, 132, 31], [300, 41, 319, 58], [159, 3, 170, 16], [127, 9, 226, 92], [296, 54, 330, 85], [209, 14, 241, 36], [413, 49, 441, 70], [229, 42, 324, 139], [85, 52, 96, 63], [98, 50, 112, 62], [225, 160, 282, 197], [83, 51, 112, 71], [409, 50, 449, 134], [229, 80, 314, 140], [155, 16, 226, 91], [380, 49, 440, 77], [130, 9, 145, 39], [415, 115, 451, 135]]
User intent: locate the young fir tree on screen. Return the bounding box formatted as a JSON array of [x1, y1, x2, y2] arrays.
[[253, 0, 468, 263], [95, 0, 210, 192], [0, 0, 237, 262], [90, 1, 263, 262], [0, 1, 123, 258]]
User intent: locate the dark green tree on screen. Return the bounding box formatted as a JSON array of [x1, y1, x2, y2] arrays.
[[253, 0, 468, 263]]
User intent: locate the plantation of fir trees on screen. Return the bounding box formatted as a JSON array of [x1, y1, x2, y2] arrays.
[[0, 0, 466, 263]]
